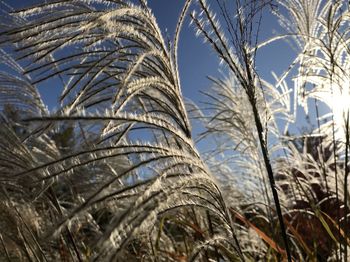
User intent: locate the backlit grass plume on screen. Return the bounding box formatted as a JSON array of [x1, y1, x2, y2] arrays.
[[0, 0, 242, 260]]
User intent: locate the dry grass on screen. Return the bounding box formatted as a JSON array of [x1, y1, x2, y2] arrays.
[[0, 0, 350, 261]]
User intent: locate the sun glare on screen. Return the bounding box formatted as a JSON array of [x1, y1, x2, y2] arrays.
[[311, 78, 350, 142]]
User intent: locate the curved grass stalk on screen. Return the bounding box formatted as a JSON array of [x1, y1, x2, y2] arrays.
[[191, 0, 293, 260], [0, 0, 244, 260]]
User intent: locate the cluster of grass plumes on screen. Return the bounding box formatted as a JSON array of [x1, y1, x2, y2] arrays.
[[192, 0, 350, 261], [0, 0, 241, 260], [1, 0, 350, 261]]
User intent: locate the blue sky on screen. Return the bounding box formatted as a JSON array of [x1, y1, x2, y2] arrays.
[[148, 0, 222, 100]]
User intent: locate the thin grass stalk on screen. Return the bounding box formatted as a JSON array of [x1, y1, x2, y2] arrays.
[[242, 44, 292, 260], [66, 229, 83, 262], [259, 161, 278, 244], [148, 233, 158, 262], [60, 236, 77, 262], [2, 187, 48, 262], [206, 210, 220, 262], [314, 98, 330, 194], [0, 233, 11, 262], [217, 197, 245, 260], [344, 109, 350, 261], [248, 91, 292, 262], [45, 186, 83, 262], [193, 0, 292, 259], [14, 210, 49, 262], [330, 65, 341, 262], [18, 228, 38, 262], [173, 0, 192, 90]]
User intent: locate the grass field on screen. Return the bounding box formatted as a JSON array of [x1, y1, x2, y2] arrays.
[[0, 0, 349, 261]]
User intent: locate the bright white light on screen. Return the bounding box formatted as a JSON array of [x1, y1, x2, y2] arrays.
[[307, 76, 350, 143], [331, 88, 350, 133]]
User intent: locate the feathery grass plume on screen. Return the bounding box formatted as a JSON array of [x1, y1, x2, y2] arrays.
[[274, 135, 346, 259], [276, 0, 350, 259], [194, 73, 292, 202], [0, 0, 244, 260], [191, 0, 293, 260]]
